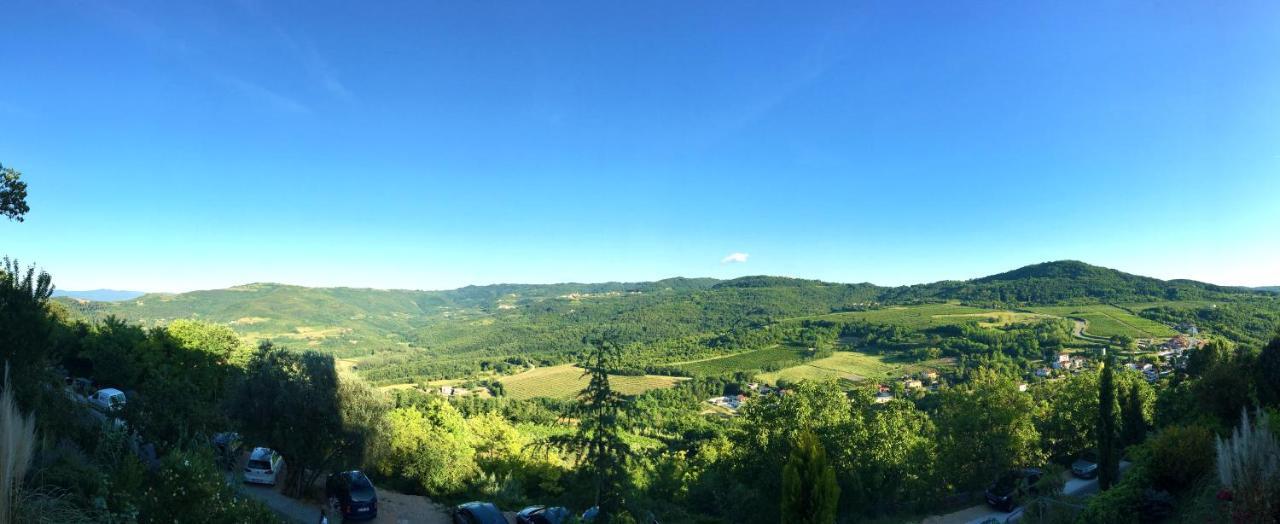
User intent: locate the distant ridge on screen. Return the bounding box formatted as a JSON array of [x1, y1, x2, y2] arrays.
[[51, 289, 145, 302]]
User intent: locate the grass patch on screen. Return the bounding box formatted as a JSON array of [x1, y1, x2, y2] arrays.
[[499, 364, 686, 400], [756, 350, 954, 385]]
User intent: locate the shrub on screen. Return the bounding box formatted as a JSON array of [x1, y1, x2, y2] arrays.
[[1147, 425, 1214, 491]]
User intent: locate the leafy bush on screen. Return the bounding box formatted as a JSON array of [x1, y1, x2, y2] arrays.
[[1147, 425, 1214, 491]]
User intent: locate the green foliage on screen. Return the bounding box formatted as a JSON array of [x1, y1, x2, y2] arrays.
[[1147, 425, 1214, 492], [0, 164, 28, 222], [934, 369, 1043, 491], [555, 333, 633, 522], [1098, 355, 1118, 490], [1256, 334, 1280, 408], [231, 342, 350, 497], [1120, 382, 1148, 448], [780, 430, 839, 524], [370, 403, 477, 495], [140, 447, 283, 524]]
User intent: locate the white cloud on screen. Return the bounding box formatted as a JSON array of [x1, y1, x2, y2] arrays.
[[721, 252, 749, 264]]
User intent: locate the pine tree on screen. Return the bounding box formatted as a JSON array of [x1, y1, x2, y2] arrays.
[[781, 430, 839, 524], [555, 331, 632, 523], [1098, 354, 1119, 490]]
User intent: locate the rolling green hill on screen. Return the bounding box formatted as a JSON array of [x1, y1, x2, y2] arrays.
[[55, 261, 1279, 385]]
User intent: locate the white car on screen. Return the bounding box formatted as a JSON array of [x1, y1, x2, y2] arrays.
[[244, 447, 284, 486], [88, 388, 126, 413]]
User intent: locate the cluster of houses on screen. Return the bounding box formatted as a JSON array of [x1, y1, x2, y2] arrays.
[[436, 385, 490, 398], [1035, 352, 1092, 378], [706, 382, 782, 413], [874, 369, 942, 403]]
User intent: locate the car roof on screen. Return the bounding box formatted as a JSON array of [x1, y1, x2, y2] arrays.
[[98, 388, 124, 396], [459, 502, 505, 522], [249, 447, 275, 459]]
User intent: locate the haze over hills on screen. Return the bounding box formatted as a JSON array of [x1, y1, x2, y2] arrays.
[[51, 289, 145, 302]]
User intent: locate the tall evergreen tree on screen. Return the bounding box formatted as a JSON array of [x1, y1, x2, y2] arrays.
[[1120, 382, 1147, 448], [1256, 334, 1280, 408], [1097, 354, 1119, 490], [555, 331, 632, 522], [780, 430, 839, 524]]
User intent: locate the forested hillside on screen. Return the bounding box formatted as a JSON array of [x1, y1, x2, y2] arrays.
[[55, 261, 1279, 387]]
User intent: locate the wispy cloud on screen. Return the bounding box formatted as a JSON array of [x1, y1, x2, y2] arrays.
[[212, 73, 311, 114], [237, 0, 353, 102], [721, 252, 750, 264]]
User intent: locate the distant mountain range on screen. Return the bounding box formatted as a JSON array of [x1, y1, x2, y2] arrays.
[[52, 289, 146, 302], [1256, 286, 1280, 293]]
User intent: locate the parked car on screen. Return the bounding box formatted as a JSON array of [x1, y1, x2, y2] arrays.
[[1071, 451, 1099, 479], [984, 467, 1043, 512], [452, 502, 507, 524], [516, 505, 570, 524], [326, 470, 378, 521], [211, 432, 243, 471], [243, 447, 284, 486], [88, 388, 126, 413]]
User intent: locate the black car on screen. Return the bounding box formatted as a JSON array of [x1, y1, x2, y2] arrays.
[[325, 471, 378, 521], [210, 432, 242, 471], [516, 505, 570, 524], [984, 467, 1043, 512], [453, 502, 507, 524], [1071, 451, 1099, 479]]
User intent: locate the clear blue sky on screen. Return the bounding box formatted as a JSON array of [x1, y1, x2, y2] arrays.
[[3, 1, 1278, 292]]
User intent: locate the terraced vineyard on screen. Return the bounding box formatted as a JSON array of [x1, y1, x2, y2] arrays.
[[802, 303, 1047, 329], [674, 346, 813, 376], [1025, 304, 1176, 338]]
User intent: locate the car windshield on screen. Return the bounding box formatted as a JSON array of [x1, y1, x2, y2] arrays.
[[992, 473, 1020, 492], [247, 459, 271, 471]]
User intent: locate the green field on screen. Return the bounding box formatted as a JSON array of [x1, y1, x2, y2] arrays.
[[498, 364, 687, 400], [1025, 305, 1176, 339], [804, 303, 1048, 329], [757, 350, 954, 385], [675, 346, 811, 375]]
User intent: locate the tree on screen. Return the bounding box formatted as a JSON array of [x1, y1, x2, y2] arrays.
[[554, 332, 632, 523], [370, 402, 476, 495], [780, 430, 839, 524], [1256, 334, 1280, 408], [231, 342, 348, 497], [0, 164, 28, 222], [1097, 354, 1118, 490], [935, 369, 1043, 491], [1120, 382, 1147, 448]]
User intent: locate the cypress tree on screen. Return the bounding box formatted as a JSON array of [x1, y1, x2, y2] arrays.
[[1098, 354, 1119, 490], [781, 430, 839, 524], [1120, 382, 1146, 448]]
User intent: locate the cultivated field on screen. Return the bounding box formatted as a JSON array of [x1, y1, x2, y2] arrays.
[[803, 303, 1046, 329], [757, 350, 954, 385], [675, 346, 811, 375], [1025, 305, 1176, 339], [499, 364, 687, 400]]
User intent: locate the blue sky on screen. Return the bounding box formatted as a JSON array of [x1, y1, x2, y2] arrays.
[[2, 1, 1278, 292]]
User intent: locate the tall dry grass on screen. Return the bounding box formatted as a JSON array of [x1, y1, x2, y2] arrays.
[[0, 365, 36, 524]]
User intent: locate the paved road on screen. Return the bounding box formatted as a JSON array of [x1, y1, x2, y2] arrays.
[[918, 462, 1129, 524], [226, 458, 453, 524]]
